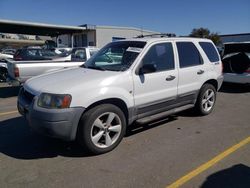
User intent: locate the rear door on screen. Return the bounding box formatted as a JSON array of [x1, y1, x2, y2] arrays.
[[176, 41, 206, 101]]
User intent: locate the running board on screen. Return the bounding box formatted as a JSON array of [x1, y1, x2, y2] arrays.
[[136, 104, 194, 124]]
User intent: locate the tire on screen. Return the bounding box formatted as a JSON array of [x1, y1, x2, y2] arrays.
[[195, 84, 217, 116], [77, 104, 126, 154], [0, 68, 8, 82]]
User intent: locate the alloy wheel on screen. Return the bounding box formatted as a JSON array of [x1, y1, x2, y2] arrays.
[[90, 112, 122, 148], [202, 89, 215, 112]]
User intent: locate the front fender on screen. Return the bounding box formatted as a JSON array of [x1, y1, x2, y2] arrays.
[[70, 86, 134, 109]]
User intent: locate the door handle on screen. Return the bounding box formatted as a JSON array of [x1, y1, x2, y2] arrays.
[[166, 75, 176, 81], [197, 70, 204, 75]]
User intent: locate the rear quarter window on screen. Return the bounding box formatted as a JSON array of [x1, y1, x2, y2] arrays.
[[199, 42, 220, 62], [177, 42, 203, 68]]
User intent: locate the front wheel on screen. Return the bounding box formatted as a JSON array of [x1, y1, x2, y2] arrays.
[[77, 104, 126, 154], [195, 84, 217, 116]]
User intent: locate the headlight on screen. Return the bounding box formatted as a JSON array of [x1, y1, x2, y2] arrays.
[[38, 93, 72, 109]]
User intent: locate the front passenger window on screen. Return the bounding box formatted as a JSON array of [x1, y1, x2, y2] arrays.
[[142, 43, 175, 73]]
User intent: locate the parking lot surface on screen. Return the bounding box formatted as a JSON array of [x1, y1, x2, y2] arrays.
[[0, 83, 250, 188]]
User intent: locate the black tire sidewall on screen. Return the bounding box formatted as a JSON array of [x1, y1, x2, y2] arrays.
[[0, 68, 7, 82], [77, 104, 126, 154]]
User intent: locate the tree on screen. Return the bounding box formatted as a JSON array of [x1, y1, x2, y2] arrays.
[[189, 27, 221, 45]]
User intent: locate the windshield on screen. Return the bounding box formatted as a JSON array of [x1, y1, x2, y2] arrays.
[[57, 50, 72, 57], [83, 41, 146, 71]]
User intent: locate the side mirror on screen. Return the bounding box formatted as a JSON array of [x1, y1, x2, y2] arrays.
[[139, 64, 157, 74]]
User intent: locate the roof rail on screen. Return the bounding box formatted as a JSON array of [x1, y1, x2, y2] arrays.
[[135, 33, 176, 38]]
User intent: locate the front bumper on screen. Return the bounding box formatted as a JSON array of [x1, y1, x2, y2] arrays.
[[18, 88, 85, 141]]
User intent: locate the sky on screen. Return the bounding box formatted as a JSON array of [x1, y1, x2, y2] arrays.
[[0, 0, 249, 36]]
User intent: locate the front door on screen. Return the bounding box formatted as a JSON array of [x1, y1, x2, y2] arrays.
[[133, 42, 178, 118]]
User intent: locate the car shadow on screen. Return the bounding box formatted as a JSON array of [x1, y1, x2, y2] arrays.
[[126, 116, 178, 137], [219, 82, 250, 93], [1, 116, 179, 160], [0, 85, 21, 98], [200, 164, 250, 188], [0, 117, 92, 160]]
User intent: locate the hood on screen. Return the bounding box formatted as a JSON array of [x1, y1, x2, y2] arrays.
[[24, 67, 120, 95]]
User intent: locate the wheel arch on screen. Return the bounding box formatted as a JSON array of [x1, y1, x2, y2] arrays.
[[202, 79, 218, 91], [0, 66, 8, 72], [84, 98, 129, 125]]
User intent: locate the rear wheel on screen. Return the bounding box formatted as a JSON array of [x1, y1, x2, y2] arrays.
[[0, 68, 8, 82], [77, 104, 126, 154], [195, 84, 216, 115]]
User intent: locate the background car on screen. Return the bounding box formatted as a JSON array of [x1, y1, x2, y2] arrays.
[[0, 49, 16, 60], [222, 42, 250, 84], [13, 47, 57, 61], [0, 60, 8, 82], [7, 47, 99, 85], [53, 47, 99, 62], [54, 47, 72, 54]]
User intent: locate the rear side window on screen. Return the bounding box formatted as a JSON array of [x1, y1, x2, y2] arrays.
[[27, 49, 41, 57], [71, 49, 87, 62], [177, 42, 202, 68], [199, 42, 220, 62]]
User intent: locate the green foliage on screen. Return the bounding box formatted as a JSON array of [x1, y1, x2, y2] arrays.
[[189, 27, 221, 45]]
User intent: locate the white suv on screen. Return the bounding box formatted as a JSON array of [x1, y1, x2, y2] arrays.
[[18, 37, 223, 154]]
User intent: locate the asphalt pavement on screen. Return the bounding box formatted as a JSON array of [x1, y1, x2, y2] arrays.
[[0, 83, 250, 188]]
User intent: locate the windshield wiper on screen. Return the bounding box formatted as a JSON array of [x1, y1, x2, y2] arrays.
[[85, 66, 106, 71]]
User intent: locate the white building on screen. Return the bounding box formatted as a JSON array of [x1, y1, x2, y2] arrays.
[[0, 19, 159, 49], [57, 24, 159, 48]]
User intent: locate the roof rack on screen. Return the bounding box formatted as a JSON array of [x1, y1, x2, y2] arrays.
[[135, 33, 176, 38]]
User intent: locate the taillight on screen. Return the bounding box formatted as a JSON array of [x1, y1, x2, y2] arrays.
[[14, 67, 19, 77]]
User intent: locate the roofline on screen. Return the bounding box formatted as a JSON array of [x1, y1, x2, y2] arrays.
[[0, 19, 160, 35], [96, 25, 159, 33], [120, 37, 212, 43], [219, 33, 250, 37], [0, 19, 86, 31]]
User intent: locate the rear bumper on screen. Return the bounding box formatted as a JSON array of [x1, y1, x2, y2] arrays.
[[223, 73, 250, 84], [217, 75, 224, 90], [18, 88, 85, 141]]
